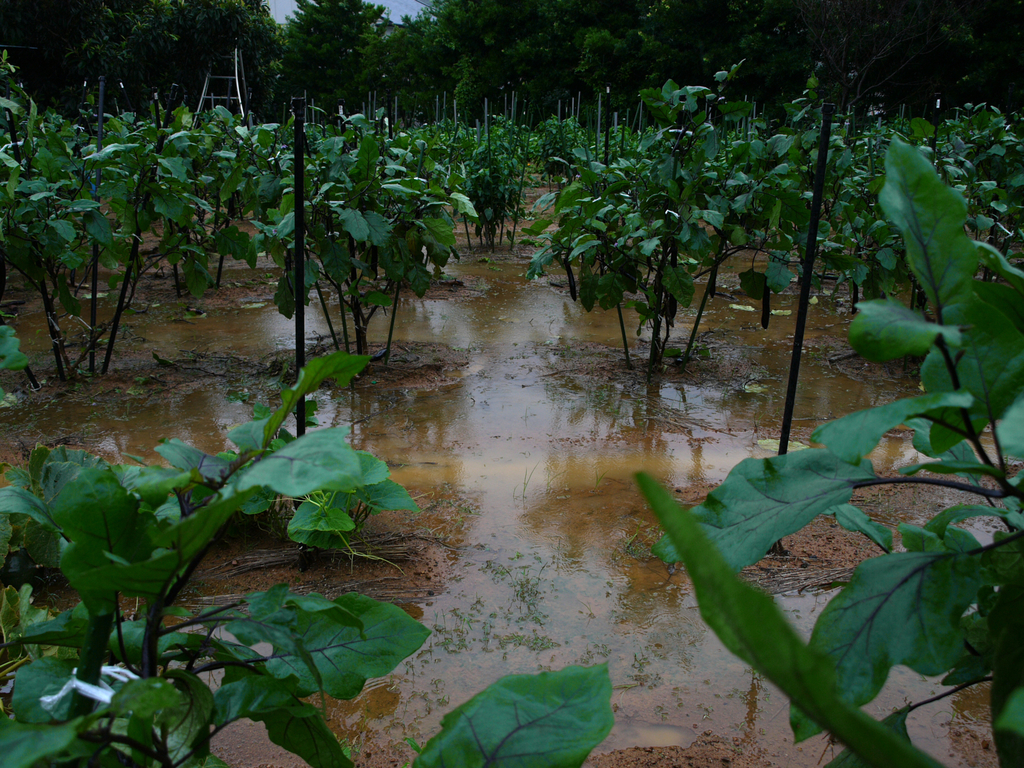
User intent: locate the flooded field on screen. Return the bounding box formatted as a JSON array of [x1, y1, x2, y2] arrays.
[[0, 254, 995, 767]]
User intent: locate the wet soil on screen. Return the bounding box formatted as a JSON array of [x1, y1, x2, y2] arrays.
[[0, 222, 998, 768]]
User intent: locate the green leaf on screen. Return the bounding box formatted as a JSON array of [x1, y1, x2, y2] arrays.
[[738, 269, 766, 301], [637, 474, 940, 767], [798, 550, 983, 739], [338, 208, 370, 241], [215, 675, 352, 768], [849, 300, 961, 362], [421, 217, 456, 248], [253, 353, 369, 450], [652, 451, 875, 571], [973, 281, 1024, 336], [880, 139, 977, 315], [997, 395, 1024, 458], [920, 295, 1024, 425], [416, 665, 613, 768], [287, 499, 356, 549], [0, 717, 82, 768], [663, 265, 695, 308], [235, 429, 362, 498], [155, 440, 231, 484], [109, 678, 181, 719], [52, 468, 155, 613], [263, 592, 429, 699], [825, 710, 911, 767], [989, 586, 1024, 765], [12, 656, 79, 722], [0, 486, 59, 531], [161, 670, 215, 763], [0, 327, 28, 382], [832, 504, 892, 552], [360, 479, 417, 512], [995, 688, 1024, 738], [812, 391, 973, 463]]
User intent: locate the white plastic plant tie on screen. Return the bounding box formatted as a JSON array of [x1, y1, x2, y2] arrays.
[[38, 665, 140, 713]]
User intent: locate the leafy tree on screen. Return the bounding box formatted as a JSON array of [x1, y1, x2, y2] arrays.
[[795, 0, 982, 110], [0, 0, 281, 116], [640, 0, 809, 114], [277, 0, 384, 111]]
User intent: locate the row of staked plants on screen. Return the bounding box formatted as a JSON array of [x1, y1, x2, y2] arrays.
[[4, 55, 1024, 386], [645, 140, 1024, 765], [525, 73, 1024, 379], [0, 59, 478, 378]]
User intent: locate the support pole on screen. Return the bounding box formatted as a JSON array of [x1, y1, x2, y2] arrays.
[[90, 76, 106, 374], [293, 97, 307, 436], [778, 103, 835, 456]]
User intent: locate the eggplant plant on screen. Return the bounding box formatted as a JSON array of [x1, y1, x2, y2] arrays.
[[257, 116, 472, 356], [645, 138, 1024, 765], [0, 351, 615, 768]]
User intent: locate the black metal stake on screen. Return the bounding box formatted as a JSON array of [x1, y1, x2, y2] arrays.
[[778, 103, 835, 456], [293, 97, 307, 436], [90, 76, 105, 374]]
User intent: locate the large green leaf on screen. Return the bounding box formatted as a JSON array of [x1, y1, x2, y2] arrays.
[[797, 550, 983, 740], [154, 440, 232, 484], [0, 326, 27, 398], [637, 474, 941, 767], [0, 487, 59, 531], [12, 656, 78, 723], [999, 395, 1024, 459], [287, 499, 356, 550], [812, 391, 973, 463], [663, 264, 695, 308], [825, 710, 911, 767], [263, 592, 429, 698], [243, 353, 369, 451], [832, 505, 892, 552], [920, 295, 1024, 426], [849, 300, 962, 362], [879, 139, 977, 317], [0, 717, 82, 768], [652, 450, 875, 571], [161, 670, 215, 763], [235, 429, 362, 498], [360, 479, 418, 512], [990, 587, 1024, 765], [215, 676, 352, 768], [51, 469, 156, 613], [416, 665, 613, 768]]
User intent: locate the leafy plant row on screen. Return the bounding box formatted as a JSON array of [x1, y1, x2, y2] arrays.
[[645, 139, 1024, 765], [527, 75, 1024, 378]]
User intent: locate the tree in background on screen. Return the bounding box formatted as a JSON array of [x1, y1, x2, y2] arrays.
[[794, 0, 982, 110], [640, 0, 809, 113], [0, 0, 280, 116], [277, 0, 383, 113]]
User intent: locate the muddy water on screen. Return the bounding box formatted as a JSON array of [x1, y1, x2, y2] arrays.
[[2, 259, 988, 765]]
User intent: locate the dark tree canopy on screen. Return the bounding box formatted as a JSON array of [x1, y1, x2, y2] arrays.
[[0, 0, 281, 116], [277, 0, 384, 112], [795, 0, 983, 110]]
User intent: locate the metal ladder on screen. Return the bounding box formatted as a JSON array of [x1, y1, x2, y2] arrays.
[[195, 48, 248, 119]]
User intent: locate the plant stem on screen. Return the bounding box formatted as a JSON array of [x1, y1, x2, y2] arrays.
[[314, 281, 340, 352], [384, 280, 400, 364], [616, 304, 632, 370], [70, 611, 114, 716]]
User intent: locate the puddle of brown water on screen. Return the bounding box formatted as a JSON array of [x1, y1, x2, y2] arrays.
[[1, 259, 988, 766]]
